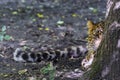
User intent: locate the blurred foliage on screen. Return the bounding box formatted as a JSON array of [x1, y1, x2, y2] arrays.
[[40, 62, 55, 80], [0, 26, 12, 41]]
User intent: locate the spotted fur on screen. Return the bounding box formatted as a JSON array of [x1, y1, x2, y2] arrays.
[[13, 45, 88, 63], [81, 20, 105, 69]]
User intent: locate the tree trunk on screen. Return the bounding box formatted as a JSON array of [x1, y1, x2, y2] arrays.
[[80, 0, 120, 80]]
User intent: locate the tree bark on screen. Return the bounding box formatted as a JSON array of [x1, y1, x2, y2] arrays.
[[80, 0, 120, 80]]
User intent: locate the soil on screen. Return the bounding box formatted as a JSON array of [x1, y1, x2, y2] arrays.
[[0, 0, 106, 80]]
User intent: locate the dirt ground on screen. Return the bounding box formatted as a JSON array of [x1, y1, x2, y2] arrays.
[[0, 0, 106, 80]]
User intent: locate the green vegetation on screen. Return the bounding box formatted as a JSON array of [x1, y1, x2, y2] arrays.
[[0, 26, 12, 41], [40, 62, 56, 80]]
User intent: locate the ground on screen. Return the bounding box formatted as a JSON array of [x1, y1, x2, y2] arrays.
[[0, 0, 106, 80]]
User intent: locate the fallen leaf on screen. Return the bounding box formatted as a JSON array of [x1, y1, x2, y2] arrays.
[[12, 11, 18, 15], [72, 13, 77, 17], [18, 69, 27, 75], [37, 13, 44, 18], [38, 27, 43, 30], [45, 27, 49, 31], [57, 20, 64, 25]]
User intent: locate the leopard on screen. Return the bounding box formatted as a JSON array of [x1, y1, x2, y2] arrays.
[[13, 20, 105, 68], [81, 20, 105, 69]]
